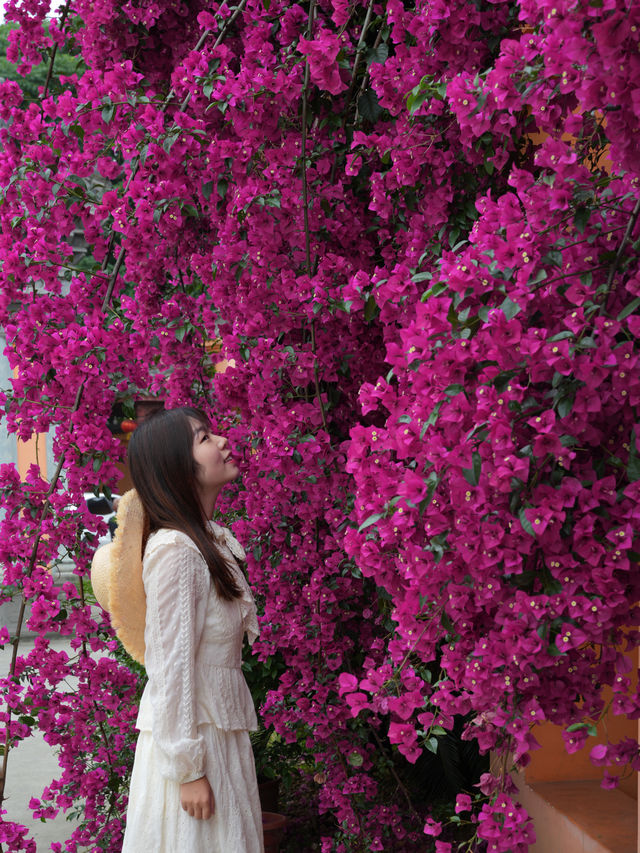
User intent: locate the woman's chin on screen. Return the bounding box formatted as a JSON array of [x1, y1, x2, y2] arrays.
[[225, 461, 240, 480]]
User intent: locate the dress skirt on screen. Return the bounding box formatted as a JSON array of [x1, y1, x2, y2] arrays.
[[122, 724, 264, 853]]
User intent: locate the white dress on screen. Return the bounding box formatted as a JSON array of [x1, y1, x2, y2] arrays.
[[121, 522, 264, 853]]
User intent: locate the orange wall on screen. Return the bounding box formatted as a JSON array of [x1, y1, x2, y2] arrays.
[[16, 432, 48, 481], [525, 646, 638, 799]]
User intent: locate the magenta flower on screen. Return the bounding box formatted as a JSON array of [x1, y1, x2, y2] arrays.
[[423, 818, 443, 837], [298, 32, 347, 95]]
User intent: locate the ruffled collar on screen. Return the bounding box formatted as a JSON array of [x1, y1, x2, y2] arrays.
[[208, 520, 246, 561], [208, 521, 259, 645]]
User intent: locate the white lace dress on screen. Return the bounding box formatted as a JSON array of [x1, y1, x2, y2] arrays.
[[121, 522, 264, 853]]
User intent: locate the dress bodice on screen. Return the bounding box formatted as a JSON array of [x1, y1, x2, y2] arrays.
[[135, 522, 259, 782]]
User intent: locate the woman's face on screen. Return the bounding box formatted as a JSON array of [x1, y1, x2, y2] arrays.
[[190, 419, 239, 501]]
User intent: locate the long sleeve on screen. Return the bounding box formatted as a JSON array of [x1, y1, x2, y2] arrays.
[[142, 535, 211, 784]]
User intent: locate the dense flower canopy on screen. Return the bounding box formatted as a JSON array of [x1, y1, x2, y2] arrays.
[[0, 0, 639, 850]]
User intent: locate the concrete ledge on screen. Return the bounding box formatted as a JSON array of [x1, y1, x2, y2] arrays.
[[516, 776, 636, 853]]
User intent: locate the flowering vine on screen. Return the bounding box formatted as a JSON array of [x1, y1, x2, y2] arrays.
[[0, 0, 639, 851]]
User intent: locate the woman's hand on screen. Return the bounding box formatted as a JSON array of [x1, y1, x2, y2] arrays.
[[180, 776, 215, 820]]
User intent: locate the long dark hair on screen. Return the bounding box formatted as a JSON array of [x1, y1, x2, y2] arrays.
[[127, 406, 241, 601]]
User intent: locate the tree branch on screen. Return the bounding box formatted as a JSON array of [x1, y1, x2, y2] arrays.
[[0, 383, 84, 809], [300, 0, 329, 435], [605, 196, 640, 309], [41, 0, 72, 101]]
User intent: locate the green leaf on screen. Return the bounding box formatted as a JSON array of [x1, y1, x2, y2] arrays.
[[364, 294, 378, 322], [367, 44, 388, 65], [472, 450, 481, 483], [66, 174, 86, 189], [617, 296, 640, 322], [70, 123, 84, 144], [528, 268, 548, 288], [556, 392, 575, 418], [420, 402, 442, 437], [163, 132, 178, 153], [347, 751, 364, 767], [406, 76, 433, 114], [420, 281, 447, 301], [358, 513, 383, 532], [500, 296, 521, 320], [358, 88, 383, 123], [202, 180, 214, 201], [542, 250, 563, 268], [548, 330, 574, 342], [519, 508, 535, 537], [536, 623, 549, 640], [627, 432, 640, 482], [573, 206, 590, 234], [444, 384, 464, 396], [425, 736, 439, 754], [101, 103, 115, 123], [462, 450, 481, 486]]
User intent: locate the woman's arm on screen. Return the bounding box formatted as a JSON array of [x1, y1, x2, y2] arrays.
[[143, 537, 210, 786]]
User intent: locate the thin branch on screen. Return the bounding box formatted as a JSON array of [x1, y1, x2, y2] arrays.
[[0, 383, 83, 809], [310, 320, 328, 432], [329, 733, 366, 837], [605, 196, 640, 307], [101, 245, 127, 311], [300, 0, 315, 277], [102, 0, 247, 286], [354, 22, 383, 108], [300, 0, 329, 434], [41, 0, 72, 100], [368, 723, 420, 818], [532, 262, 611, 291], [330, 3, 384, 184], [349, 0, 375, 88], [99, 0, 243, 297]]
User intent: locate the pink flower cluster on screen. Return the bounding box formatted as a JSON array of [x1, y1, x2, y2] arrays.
[[0, 0, 639, 850]]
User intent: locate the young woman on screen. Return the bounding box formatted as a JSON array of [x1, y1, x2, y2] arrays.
[[96, 406, 264, 852]]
